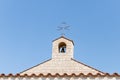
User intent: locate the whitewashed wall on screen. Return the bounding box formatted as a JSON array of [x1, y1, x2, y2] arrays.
[[0, 77, 120, 80]]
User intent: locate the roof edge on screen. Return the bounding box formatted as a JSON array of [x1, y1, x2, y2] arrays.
[[52, 36, 74, 45], [19, 59, 52, 74], [0, 73, 120, 77], [71, 58, 105, 74]]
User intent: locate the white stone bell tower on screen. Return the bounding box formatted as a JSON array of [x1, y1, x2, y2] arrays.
[[20, 35, 104, 75], [52, 36, 74, 60]]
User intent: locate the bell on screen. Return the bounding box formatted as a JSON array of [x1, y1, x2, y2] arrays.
[[61, 47, 65, 53]]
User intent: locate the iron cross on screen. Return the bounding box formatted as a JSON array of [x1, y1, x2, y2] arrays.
[[57, 22, 70, 36]]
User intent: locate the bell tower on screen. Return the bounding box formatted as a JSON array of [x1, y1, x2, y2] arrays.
[[52, 36, 74, 60]]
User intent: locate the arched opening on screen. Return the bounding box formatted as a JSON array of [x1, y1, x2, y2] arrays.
[[58, 42, 66, 53]]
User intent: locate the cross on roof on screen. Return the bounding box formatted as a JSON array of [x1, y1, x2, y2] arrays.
[[57, 22, 70, 36]]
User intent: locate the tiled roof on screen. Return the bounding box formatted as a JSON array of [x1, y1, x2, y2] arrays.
[[0, 73, 120, 77]]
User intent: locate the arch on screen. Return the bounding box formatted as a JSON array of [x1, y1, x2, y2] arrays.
[[58, 42, 66, 53]]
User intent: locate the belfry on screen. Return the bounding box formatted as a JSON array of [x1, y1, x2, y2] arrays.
[[20, 36, 104, 75], [52, 36, 74, 59]]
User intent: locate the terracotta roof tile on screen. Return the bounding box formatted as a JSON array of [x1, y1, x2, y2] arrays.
[[0, 73, 120, 77]]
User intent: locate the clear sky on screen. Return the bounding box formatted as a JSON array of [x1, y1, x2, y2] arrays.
[[0, 0, 120, 74]]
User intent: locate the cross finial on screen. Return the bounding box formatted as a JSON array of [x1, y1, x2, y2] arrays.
[[57, 22, 70, 36]]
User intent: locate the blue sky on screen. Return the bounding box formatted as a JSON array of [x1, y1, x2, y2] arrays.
[[0, 0, 120, 74]]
